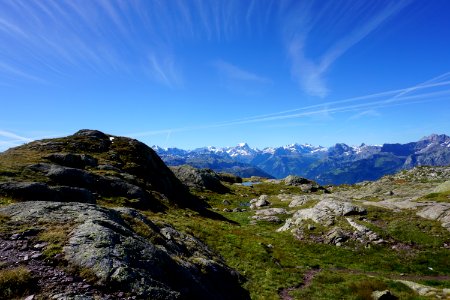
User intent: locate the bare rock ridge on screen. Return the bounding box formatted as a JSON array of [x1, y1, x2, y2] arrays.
[[0, 129, 202, 210]]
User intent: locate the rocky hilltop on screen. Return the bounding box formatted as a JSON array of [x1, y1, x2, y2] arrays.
[[1, 130, 449, 299], [0, 129, 201, 210]]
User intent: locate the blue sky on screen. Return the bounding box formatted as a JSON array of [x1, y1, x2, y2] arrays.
[[0, 0, 449, 151]]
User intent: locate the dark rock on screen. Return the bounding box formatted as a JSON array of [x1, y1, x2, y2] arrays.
[[0, 180, 96, 204], [73, 129, 110, 139], [170, 165, 228, 193], [284, 175, 311, 186], [45, 153, 98, 169], [51, 186, 96, 204], [0, 181, 58, 202], [97, 164, 122, 172], [217, 172, 243, 184], [47, 165, 96, 187]]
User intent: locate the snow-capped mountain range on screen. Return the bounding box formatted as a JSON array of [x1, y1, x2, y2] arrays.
[[153, 134, 450, 185]]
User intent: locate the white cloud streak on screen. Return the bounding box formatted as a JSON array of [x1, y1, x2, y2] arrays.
[[129, 72, 450, 137], [284, 1, 412, 97], [214, 60, 270, 83]]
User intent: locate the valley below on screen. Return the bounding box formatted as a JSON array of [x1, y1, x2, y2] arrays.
[[0, 130, 449, 299]]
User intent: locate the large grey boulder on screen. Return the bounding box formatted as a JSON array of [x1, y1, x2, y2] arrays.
[[44, 153, 98, 169], [278, 198, 366, 232], [417, 204, 450, 231], [217, 172, 243, 184], [254, 208, 288, 216], [0, 182, 95, 204], [24, 163, 160, 209], [284, 175, 327, 193], [0, 202, 249, 299], [170, 165, 228, 193]]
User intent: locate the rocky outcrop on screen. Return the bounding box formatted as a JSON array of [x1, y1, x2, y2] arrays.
[[249, 195, 271, 209], [284, 175, 328, 193], [44, 153, 98, 169], [0, 129, 200, 209], [251, 208, 289, 223], [0, 181, 95, 204], [278, 197, 367, 232], [170, 165, 228, 193], [217, 172, 243, 184], [417, 204, 450, 230], [0, 201, 250, 299]]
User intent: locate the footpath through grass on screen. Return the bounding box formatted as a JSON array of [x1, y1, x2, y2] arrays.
[[146, 182, 450, 299]]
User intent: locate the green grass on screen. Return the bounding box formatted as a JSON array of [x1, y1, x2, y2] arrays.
[[37, 223, 73, 260], [0, 266, 35, 299], [146, 203, 450, 299], [291, 272, 426, 300], [416, 191, 450, 203]]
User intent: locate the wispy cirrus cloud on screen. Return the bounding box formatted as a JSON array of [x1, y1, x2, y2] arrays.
[[147, 53, 183, 88], [0, 1, 188, 87], [213, 60, 270, 84], [282, 1, 412, 98], [0, 1, 279, 87]]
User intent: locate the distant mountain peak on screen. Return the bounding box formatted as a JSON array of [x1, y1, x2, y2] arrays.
[[153, 134, 450, 185]]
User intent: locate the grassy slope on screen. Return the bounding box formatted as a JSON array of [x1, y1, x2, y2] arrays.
[[1, 135, 449, 299], [145, 181, 450, 299]]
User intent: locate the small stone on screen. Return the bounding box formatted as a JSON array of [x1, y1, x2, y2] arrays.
[[371, 289, 397, 300], [23, 255, 29, 261], [24, 295, 35, 300], [308, 224, 316, 230], [222, 200, 231, 205], [20, 242, 29, 251], [34, 242, 48, 249], [31, 253, 42, 259], [10, 233, 21, 240], [222, 208, 232, 212]]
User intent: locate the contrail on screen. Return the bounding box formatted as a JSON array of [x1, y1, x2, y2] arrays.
[[129, 72, 450, 138]]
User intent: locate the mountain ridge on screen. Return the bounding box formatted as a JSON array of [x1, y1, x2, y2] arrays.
[[153, 134, 450, 185]]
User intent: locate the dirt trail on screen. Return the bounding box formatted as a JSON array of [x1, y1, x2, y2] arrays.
[[278, 268, 321, 300]]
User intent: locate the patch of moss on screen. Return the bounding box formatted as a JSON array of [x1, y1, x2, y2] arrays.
[[0, 266, 35, 299], [37, 223, 73, 260]]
